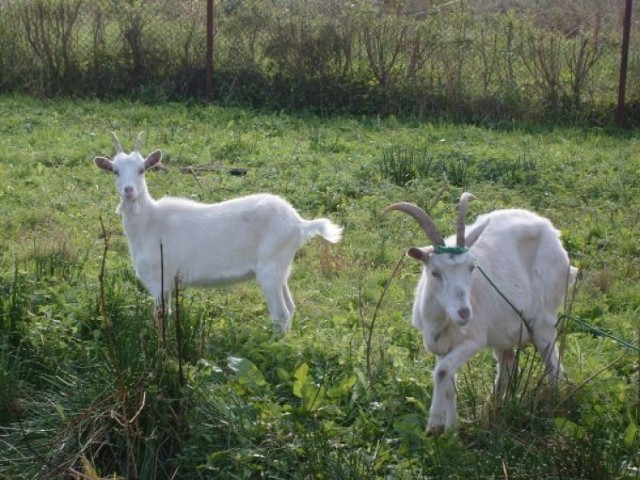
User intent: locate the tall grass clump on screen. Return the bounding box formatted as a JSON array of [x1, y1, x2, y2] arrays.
[[378, 146, 437, 186]]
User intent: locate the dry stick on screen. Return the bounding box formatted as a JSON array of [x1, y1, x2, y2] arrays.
[[159, 242, 167, 351], [502, 460, 510, 480], [363, 250, 406, 394], [174, 276, 185, 388], [357, 271, 368, 375], [98, 216, 139, 479]]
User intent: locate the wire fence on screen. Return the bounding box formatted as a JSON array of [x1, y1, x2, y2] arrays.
[[0, 0, 638, 124], [0, 0, 207, 98]]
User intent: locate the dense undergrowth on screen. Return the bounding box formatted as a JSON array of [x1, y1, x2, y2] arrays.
[[0, 95, 639, 478]]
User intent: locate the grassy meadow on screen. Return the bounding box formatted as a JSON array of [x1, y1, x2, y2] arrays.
[[0, 95, 639, 479]]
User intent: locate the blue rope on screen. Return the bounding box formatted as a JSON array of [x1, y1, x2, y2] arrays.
[[560, 314, 640, 353], [476, 264, 639, 354]]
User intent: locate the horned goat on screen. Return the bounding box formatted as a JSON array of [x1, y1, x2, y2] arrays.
[[385, 193, 577, 435], [94, 132, 342, 332]]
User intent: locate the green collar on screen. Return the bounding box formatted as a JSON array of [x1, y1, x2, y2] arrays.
[[434, 246, 469, 255]]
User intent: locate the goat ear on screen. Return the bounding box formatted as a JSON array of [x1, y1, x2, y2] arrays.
[[144, 149, 162, 171], [94, 156, 114, 172], [406, 246, 432, 262]]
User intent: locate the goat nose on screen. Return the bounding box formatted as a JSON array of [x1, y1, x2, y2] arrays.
[[458, 307, 471, 321], [124, 186, 134, 195]]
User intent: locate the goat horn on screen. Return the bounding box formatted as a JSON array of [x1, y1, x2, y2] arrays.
[[456, 192, 476, 247], [384, 202, 445, 246], [134, 131, 144, 152], [111, 132, 123, 154]]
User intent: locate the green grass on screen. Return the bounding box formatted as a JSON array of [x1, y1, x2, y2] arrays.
[[0, 95, 639, 479]]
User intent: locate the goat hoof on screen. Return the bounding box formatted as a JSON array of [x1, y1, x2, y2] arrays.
[[426, 425, 445, 437]]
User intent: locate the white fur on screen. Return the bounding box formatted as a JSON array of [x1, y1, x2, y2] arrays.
[[95, 140, 342, 332], [405, 208, 577, 435]]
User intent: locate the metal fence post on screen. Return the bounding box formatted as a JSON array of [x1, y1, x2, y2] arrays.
[[205, 0, 215, 100], [616, 0, 633, 127]]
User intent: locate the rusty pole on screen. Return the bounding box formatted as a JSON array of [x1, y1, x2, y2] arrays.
[[205, 0, 215, 100], [616, 0, 633, 127]]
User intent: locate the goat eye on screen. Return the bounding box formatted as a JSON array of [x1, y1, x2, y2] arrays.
[[138, 167, 145, 174], [431, 271, 441, 279], [113, 170, 120, 177]]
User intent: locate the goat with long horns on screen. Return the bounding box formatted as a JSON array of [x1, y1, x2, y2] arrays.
[[385, 192, 577, 435]]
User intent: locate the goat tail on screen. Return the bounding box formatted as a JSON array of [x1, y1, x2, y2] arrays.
[[301, 218, 343, 244]]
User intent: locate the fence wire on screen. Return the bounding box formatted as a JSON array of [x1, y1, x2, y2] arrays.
[[0, 0, 207, 98], [0, 0, 638, 123]]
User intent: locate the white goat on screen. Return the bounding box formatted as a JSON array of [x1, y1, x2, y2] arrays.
[[94, 132, 342, 332], [385, 193, 577, 435]]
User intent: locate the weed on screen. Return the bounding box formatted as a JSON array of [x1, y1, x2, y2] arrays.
[[477, 153, 540, 187], [378, 145, 437, 186]]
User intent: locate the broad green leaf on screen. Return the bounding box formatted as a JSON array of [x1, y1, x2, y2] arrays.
[[293, 363, 310, 398], [227, 356, 267, 393], [555, 417, 586, 439], [623, 421, 637, 447], [292, 363, 324, 411], [276, 367, 291, 382], [301, 382, 325, 412], [326, 375, 356, 399]]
